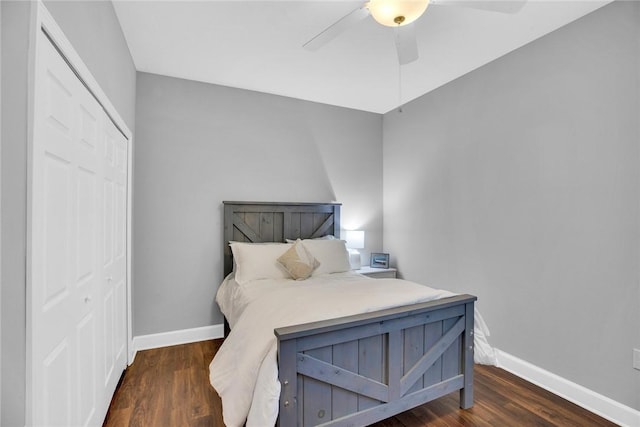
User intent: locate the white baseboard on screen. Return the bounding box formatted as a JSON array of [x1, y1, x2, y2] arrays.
[[495, 349, 640, 427], [131, 324, 224, 363]]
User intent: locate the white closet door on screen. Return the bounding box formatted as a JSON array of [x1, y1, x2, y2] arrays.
[[101, 116, 128, 408], [30, 33, 128, 426]]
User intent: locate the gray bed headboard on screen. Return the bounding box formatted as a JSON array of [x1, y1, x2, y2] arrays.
[[223, 201, 342, 277]]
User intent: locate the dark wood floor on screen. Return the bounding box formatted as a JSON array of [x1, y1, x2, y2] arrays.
[[103, 339, 618, 427]]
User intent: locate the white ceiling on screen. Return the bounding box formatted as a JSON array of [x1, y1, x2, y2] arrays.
[[113, 0, 611, 114]]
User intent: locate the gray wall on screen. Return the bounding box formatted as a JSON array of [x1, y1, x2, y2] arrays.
[[383, 1, 639, 410], [44, 1, 137, 128], [2, 3, 33, 423], [0, 2, 3, 422], [0, 1, 136, 425], [133, 72, 383, 335]]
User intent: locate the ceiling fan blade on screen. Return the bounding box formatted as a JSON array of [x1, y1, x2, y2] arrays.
[[303, 5, 370, 51], [395, 23, 419, 65], [433, 0, 527, 14]]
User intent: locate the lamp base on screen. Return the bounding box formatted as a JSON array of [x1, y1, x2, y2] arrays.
[[347, 249, 361, 270]]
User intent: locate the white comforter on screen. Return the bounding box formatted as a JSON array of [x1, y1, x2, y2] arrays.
[[209, 272, 494, 427]]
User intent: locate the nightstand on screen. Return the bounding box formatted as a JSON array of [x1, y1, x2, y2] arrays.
[[356, 266, 397, 279]]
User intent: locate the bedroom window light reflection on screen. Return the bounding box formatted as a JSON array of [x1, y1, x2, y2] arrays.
[[344, 230, 365, 270]]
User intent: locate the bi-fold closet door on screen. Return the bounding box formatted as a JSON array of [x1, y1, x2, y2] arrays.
[[29, 21, 129, 427]]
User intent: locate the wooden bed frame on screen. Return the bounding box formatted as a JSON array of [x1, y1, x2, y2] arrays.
[[223, 201, 476, 427]]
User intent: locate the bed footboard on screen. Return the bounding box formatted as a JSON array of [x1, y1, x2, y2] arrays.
[[275, 294, 476, 427]]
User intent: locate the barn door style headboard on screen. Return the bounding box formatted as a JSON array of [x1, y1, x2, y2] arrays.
[[222, 201, 341, 277]]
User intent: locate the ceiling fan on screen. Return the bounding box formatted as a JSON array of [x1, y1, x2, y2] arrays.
[[303, 0, 527, 65]]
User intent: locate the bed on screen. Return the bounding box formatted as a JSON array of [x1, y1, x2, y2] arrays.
[[210, 201, 481, 427]]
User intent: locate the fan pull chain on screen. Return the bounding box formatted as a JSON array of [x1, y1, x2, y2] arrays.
[[398, 61, 403, 113], [396, 28, 404, 113]]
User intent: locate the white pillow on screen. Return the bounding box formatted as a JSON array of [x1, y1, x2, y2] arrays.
[[229, 242, 292, 285], [300, 239, 351, 276], [285, 235, 336, 243]]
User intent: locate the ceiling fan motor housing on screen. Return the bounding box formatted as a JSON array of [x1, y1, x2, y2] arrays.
[[368, 0, 430, 27]]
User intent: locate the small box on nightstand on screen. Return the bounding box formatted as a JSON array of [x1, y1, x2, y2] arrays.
[[356, 266, 397, 279]]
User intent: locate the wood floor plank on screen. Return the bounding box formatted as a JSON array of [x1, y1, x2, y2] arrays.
[[103, 340, 619, 427], [475, 366, 614, 427]]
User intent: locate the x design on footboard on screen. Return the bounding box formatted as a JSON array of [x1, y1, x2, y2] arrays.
[[275, 295, 476, 427]]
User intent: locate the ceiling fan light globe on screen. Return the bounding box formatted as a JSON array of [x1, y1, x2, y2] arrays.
[[368, 0, 430, 27]]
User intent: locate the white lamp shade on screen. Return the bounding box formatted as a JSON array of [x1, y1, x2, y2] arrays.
[[368, 0, 430, 27], [345, 230, 365, 249]]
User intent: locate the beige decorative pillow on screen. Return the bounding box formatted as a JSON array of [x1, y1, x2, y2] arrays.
[[278, 239, 320, 280]]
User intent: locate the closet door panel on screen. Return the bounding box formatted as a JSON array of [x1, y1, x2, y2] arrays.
[[42, 153, 72, 307], [103, 180, 114, 268], [76, 167, 96, 286], [74, 72, 102, 427], [42, 340, 72, 425], [102, 287, 115, 385], [31, 30, 127, 426], [114, 135, 128, 362], [101, 118, 128, 404], [77, 312, 97, 425], [33, 35, 79, 426]]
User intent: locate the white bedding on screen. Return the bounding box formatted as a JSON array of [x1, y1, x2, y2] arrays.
[[210, 272, 495, 427], [215, 272, 262, 329]]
